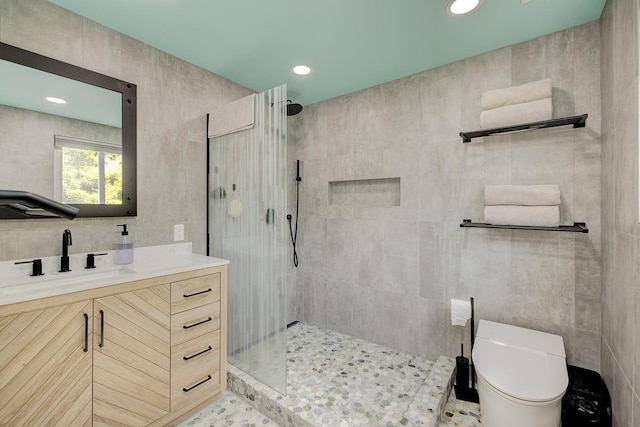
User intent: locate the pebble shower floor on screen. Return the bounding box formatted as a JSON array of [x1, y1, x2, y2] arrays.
[[180, 322, 481, 426]]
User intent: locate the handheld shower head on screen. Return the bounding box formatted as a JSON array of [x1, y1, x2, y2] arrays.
[[287, 100, 303, 116]]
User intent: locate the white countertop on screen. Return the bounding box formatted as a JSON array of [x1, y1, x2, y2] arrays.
[[0, 243, 228, 307]]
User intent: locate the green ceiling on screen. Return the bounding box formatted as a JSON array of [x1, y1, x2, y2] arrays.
[[50, 0, 605, 107]]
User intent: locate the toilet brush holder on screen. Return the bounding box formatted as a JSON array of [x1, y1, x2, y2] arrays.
[[456, 355, 470, 389], [454, 344, 479, 403]]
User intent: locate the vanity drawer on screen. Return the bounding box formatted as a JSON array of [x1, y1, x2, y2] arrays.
[[171, 360, 221, 411], [171, 302, 220, 346], [171, 274, 220, 314], [171, 330, 220, 381]]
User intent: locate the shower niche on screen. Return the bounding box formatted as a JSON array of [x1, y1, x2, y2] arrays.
[[329, 177, 401, 207]]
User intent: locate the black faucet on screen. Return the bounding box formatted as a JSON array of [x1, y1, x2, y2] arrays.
[[60, 229, 72, 272]]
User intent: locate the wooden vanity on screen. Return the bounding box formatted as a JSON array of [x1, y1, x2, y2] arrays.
[[0, 263, 227, 426]]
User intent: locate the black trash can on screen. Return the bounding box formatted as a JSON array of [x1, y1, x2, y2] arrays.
[[561, 365, 612, 427]]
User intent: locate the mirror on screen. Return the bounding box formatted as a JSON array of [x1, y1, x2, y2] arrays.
[[0, 42, 136, 217]]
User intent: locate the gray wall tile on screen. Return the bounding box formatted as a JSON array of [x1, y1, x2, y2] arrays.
[[418, 298, 450, 361], [459, 47, 512, 132], [419, 222, 462, 301], [511, 29, 575, 118], [611, 233, 637, 379], [573, 21, 602, 135], [613, 360, 633, 427], [601, 339, 615, 399], [376, 291, 420, 355], [0, 0, 83, 65], [574, 329, 601, 372], [302, 272, 327, 327], [601, 0, 639, 421], [418, 63, 462, 143], [634, 235, 640, 397], [325, 279, 355, 333], [419, 142, 463, 222], [295, 20, 601, 370]]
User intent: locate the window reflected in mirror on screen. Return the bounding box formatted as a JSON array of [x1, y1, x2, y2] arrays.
[[54, 136, 122, 205]]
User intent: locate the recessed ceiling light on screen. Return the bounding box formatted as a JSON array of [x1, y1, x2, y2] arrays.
[[447, 0, 482, 15], [45, 96, 67, 104], [292, 65, 312, 76]]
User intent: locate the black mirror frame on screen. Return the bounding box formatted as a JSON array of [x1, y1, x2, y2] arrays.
[[0, 41, 137, 218]]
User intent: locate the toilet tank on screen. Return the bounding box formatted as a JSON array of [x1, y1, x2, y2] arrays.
[[476, 320, 566, 357]]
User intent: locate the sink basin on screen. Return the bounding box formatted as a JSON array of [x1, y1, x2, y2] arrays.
[[1, 267, 137, 295]]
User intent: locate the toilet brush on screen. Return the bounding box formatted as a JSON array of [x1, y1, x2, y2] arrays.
[[455, 344, 470, 392], [454, 298, 480, 403]]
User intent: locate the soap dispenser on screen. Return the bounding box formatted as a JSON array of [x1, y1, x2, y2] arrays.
[[115, 224, 134, 265]]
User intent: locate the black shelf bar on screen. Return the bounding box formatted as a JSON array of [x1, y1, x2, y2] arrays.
[[460, 219, 588, 233], [460, 114, 588, 143]]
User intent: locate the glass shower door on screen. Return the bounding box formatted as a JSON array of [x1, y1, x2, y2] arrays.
[[208, 85, 288, 394]]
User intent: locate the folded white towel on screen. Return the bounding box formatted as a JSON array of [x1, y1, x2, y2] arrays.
[[208, 94, 256, 138], [481, 78, 552, 111], [479, 98, 552, 129], [484, 185, 561, 206], [484, 205, 560, 227]]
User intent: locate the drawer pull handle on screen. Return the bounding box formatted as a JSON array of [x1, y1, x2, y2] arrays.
[[183, 317, 212, 329], [83, 313, 89, 352], [183, 346, 213, 360], [99, 309, 105, 347], [183, 375, 212, 392], [183, 288, 212, 298]]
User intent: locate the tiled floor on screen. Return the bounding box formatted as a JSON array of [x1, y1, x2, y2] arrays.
[[180, 322, 482, 426], [179, 390, 278, 426]]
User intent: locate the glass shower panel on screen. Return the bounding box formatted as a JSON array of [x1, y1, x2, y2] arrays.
[[208, 85, 288, 394]]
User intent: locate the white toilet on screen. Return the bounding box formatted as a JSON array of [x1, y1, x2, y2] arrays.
[[472, 320, 569, 427]]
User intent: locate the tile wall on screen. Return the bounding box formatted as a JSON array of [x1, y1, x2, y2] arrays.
[[600, 0, 640, 424], [289, 22, 603, 372]]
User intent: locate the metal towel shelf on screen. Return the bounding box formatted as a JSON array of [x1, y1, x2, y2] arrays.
[[459, 114, 588, 143], [460, 219, 588, 233]]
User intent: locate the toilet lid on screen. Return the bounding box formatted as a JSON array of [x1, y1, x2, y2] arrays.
[[473, 337, 568, 402], [475, 320, 566, 357]]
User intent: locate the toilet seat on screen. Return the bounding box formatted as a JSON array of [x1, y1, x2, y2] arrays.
[[472, 321, 568, 403]]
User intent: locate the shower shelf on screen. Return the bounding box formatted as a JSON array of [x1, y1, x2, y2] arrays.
[[460, 219, 589, 233], [459, 114, 588, 143]]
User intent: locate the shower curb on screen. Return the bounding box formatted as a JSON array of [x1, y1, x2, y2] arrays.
[[227, 364, 312, 427], [401, 355, 456, 426]]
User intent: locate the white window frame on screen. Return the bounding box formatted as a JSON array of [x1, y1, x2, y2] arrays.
[[54, 135, 122, 204]]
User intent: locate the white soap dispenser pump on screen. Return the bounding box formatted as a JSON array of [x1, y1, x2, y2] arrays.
[[115, 224, 134, 265]]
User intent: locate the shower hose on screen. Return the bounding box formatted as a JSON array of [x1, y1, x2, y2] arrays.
[[287, 162, 301, 267]]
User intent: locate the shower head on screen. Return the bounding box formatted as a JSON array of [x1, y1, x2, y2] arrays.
[[287, 100, 303, 116]]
